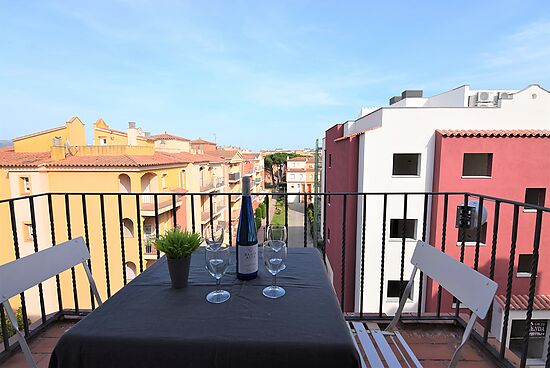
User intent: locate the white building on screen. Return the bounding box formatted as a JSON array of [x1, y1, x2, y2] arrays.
[[323, 84, 550, 316]]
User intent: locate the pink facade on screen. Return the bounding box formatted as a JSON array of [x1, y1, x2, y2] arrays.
[[324, 124, 360, 312], [427, 132, 550, 313]]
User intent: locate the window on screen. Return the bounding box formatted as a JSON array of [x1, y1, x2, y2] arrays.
[[525, 188, 546, 208], [20, 177, 31, 194], [125, 262, 137, 282], [23, 222, 34, 241], [462, 153, 493, 177], [509, 319, 547, 360], [387, 280, 412, 300], [517, 254, 533, 276], [289, 174, 295, 179], [328, 195, 331, 206], [180, 170, 187, 188], [118, 174, 131, 193], [457, 223, 487, 244], [392, 154, 420, 176], [328, 154, 332, 168], [99, 136, 107, 145], [161, 173, 167, 188], [327, 228, 331, 242], [122, 218, 134, 238], [389, 219, 417, 240]]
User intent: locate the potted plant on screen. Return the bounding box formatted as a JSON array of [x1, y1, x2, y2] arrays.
[[155, 228, 202, 289]]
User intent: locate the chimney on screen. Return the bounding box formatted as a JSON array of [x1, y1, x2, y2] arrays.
[[51, 136, 66, 161], [401, 90, 423, 99], [127, 122, 138, 146]]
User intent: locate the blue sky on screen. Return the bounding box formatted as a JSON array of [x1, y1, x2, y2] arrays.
[[1, 1, 549, 150]]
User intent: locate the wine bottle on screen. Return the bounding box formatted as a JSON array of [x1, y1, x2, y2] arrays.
[[236, 176, 258, 280]]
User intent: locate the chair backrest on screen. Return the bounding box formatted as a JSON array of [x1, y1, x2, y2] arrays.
[[0, 237, 90, 303], [411, 240, 497, 319]]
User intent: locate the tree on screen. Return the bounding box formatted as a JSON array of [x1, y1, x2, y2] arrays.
[[263, 152, 300, 190]]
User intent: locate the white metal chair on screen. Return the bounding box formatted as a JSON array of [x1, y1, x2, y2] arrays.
[[0, 237, 102, 368], [349, 240, 498, 368]]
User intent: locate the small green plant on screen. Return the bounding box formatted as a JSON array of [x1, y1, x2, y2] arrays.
[[155, 228, 202, 259], [0, 307, 30, 341]]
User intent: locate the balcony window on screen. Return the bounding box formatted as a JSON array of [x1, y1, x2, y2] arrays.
[[125, 262, 137, 282], [525, 188, 546, 209], [23, 222, 34, 241], [457, 223, 487, 245], [118, 174, 131, 193], [392, 154, 420, 176], [389, 219, 417, 240], [20, 176, 31, 194], [99, 136, 107, 145], [161, 174, 167, 188], [123, 218, 134, 238], [517, 254, 533, 277], [387, 280, 412, 300], [462, 153, 493, 177]]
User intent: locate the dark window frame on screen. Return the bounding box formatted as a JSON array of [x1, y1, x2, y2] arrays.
[[462, 153, 493, 177], [525, 188, 546, 208], [392, 153, 421, 176], [389, 219, 417, 240], [387, 280, 413, 300]]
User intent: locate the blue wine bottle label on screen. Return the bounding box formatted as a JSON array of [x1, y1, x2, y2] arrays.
[[238, 244, 258, 274]]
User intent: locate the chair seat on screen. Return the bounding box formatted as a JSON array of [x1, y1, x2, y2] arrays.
[[348, 321, 422, 368]]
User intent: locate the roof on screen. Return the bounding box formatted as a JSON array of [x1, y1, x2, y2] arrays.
[[334, 126, 381, 142], [13, 125, 66, 142], [288, 157, 308, 162], [208, 149, 241, 161], [191, 139, 216, 145], [150, 133, 190, 142], [495, 295, 550, 310], [0, 150, 222, 168], [437, 130, 550, 138], [241, 152, 261, 160]]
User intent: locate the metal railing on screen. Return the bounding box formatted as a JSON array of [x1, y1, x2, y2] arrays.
[[0, 191, 548, 368]]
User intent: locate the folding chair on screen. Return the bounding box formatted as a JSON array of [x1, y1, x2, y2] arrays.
[[349, 240, 498, 367], [0, 237, 102, 368]]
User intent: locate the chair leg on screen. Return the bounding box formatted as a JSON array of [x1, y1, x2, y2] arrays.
[[448, 314, 477, 368], [386, 266, 417, 331], [82, 261, 102, 306], [3, 301, 37, 368]]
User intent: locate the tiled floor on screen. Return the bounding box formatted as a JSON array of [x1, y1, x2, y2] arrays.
[[0, 321, 74, 368], [1, 320, 504, 367]]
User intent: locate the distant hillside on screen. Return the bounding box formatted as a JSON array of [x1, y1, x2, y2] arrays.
[[0, 140, 12, 147]]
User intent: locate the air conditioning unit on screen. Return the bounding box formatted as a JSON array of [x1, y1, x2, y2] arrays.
[[499, 92, 512, 100], [476, 92, 496, 107]]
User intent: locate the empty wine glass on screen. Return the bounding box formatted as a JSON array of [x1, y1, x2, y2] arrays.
[[262, 241, 287, 299], [267, 224, 287, 242], [203, 224, 225, 251], [205, 246, 230, 303]]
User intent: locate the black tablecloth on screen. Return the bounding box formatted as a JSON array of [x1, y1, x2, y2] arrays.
[[49, 247, 360, 368]]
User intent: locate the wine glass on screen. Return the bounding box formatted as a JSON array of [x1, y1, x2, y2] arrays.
[[267, 224, 287, 242], [203, 224, 225, 251], [262, 241, 287, 299], [205, 246, 230, 303]]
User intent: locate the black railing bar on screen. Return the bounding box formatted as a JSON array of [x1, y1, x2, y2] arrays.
[[399, 194, 408, 299], [500, 204, 520, 358], [340, 194, 347, 312], [417, 193, 428, 318], [437, 194, 449, 318], [81, 194, 95, 311], [473, 196, 484, 271], [135, 194, 144, 273], [303, 194, 307, 248], [265, 195, 270, 239], [284, 192, 289, 227], [64, 194, 79, 314], [379, 194, 387, 318], [8, 200, 29, 337], [29, 196, 47, 323], [484, 200, 500, 342], [154, 194, 160, 259], [455, 193, 469, 317], [209, 194, 214, 238], [227, 193, 232, 247], [99, 194, 111, 298], [360, 194, 366, 318], [5, 191, 550, 212], [190, 194, 196, 233], [172, 194, 177, 228], [520, 210, 544, 368], [47, 193, 63, 312], [117, 194, 127, 286]]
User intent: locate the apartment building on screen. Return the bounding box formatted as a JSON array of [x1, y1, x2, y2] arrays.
[[323, 84, 550, 318], [0, 117, 263, 320], [287, 157, 319, 203]]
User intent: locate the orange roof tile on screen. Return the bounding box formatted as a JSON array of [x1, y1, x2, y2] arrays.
[[495, 295, 550, 310], [0, 151, 51, 167], [191, 139, 216, 145], [437, 130, 550, 138], [334, 126, 381, 142]]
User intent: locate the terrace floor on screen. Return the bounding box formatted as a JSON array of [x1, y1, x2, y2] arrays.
[[0, 319, 507, 368]]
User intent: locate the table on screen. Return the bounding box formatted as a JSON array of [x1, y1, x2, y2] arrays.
[[49, 247, 360, 368]]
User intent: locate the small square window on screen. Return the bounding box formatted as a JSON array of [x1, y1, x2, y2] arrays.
[[389, 219, 417, 239], [99, 136, 108, 145], [20, 177, 31, 194], [392, 154, 420, 176], [458, 223, 487, 244], [525, 188, 546, 207], [462, 153, 493, 177], [517, 254, 533, 276], [387, 280, 412, 300]]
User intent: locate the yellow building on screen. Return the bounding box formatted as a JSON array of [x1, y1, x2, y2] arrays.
[[0, 117, 233, 321]]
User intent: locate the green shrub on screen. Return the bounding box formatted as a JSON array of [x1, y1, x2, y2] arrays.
[[259, 203, 266, 219], [255, 216, 261, 230], [0, 307, 30, 341], [155, 228, 202, 259]]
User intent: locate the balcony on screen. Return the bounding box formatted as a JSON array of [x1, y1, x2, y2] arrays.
[[215, 177, 225, 189], [228, 172, 241, 183], [1, 191, 548, 368], [200, 204, 225, 224], [230, 194, 241, 203], [140, 193, 183, 216]]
